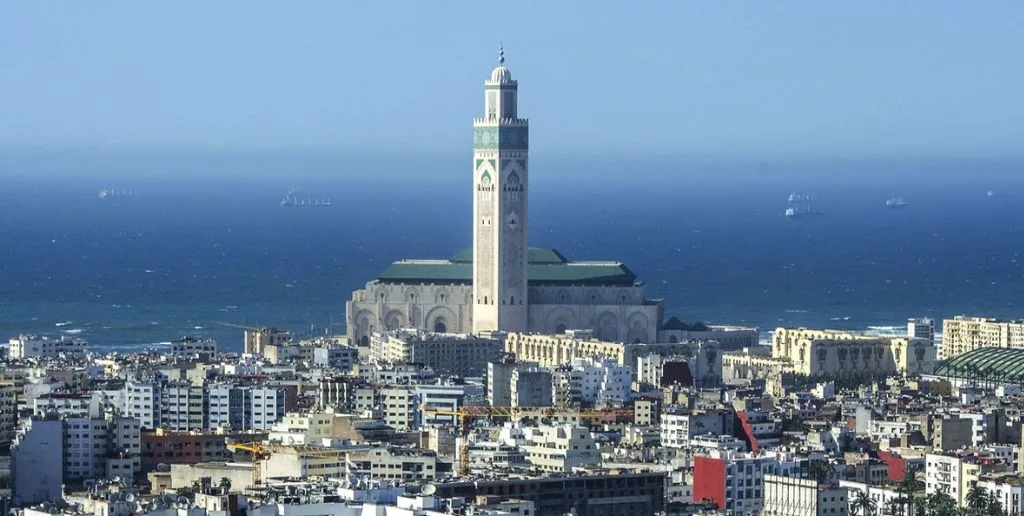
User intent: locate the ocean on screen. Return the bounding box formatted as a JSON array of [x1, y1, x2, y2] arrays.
[[1, 151, 1022, 352]]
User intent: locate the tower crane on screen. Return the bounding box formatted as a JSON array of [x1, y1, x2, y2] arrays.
[[225, 441, 270, 486], [419, 405, 634, 476]]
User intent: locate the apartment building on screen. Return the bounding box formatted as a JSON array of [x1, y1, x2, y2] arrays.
[[371, 330, 502, 378], [519, 425, 600, 473], [761, 475, 848, 516], [942, 316, 1024, 360], [160, 382, 205, 431], [8, 334, 88, 359]]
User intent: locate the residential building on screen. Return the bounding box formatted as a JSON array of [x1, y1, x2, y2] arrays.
[[519, 425, 600, 473], [977, 473, 1024, 516], [661, 410, 735, 449], [160, 382, 205, 431], [317, 376, 361, 411], [8, 334, 87, 359], [551, 358, 632, 408], [371, 330, 503, 378], [415, 385, 467, 428], [942, 316, 1024, 359], [125, 380, 161, 430], [204, 384, 287, 431], [141, 428, 267, 473], [692, 450, 811, 516], [761, 474, 848, 516], [925, 453, 1005, 507], [510, 367, 552, 407], [0, 381, 16, 448], [381, 387, 415, 431], [908, 318, 936, 345], [170, 336, 217, 357], [244, 327, 292, 355], [11, 418, 63, 505], [487, 356, 539, 407], [433, 471, 668, 516], [347, 447, 440, 481]]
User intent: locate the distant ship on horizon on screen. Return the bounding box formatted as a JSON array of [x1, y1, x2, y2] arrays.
[[785, 192, 822, 218], [99, 188, 140, 199], [281, 188, 333, 208], [886, 197, 907, 209]]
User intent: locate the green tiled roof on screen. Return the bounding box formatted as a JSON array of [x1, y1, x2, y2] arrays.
[[376, 247, 637, 286], [935, 347, 1024, 382], [450, 247, 568, 264]]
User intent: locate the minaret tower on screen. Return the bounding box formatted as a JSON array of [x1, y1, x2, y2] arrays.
[[472, 46, 529, 333]]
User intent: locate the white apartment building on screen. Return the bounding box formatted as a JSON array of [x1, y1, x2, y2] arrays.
[[33, 393, 94, 418], [660, 410, 732, 449], [926, 453, 984, 507], [250, 385, 286, 430], [762, 475, 848, 516], [125, 380, 160, 430], [694, 450, 812, 516], [160, 382, 204, 431], [520, 425, 600, 473], [551, 358, 632, 407], [382, 387, 415, 431], [8, 334, 87, 359], [977, 474, 1024, 516]]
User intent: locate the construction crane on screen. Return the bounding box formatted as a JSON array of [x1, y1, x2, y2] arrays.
[[419, 405, 634, 476], [225, 441, 270, 486]]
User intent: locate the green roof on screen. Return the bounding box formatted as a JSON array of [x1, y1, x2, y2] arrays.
[[376, 247, 637, 286], [450, 247, 568, 264], [935, 347, 1024, 382]]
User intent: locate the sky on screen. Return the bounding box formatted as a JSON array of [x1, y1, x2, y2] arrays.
[[1, 2, 1022, 158]]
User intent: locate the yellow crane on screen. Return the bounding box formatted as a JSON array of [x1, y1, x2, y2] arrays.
[[419, 405, 634, 476], [225, 441, 270, 486]]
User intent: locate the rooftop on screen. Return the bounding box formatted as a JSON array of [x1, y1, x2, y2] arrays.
[[376, 247, 638, 286], [935, 347, 1024, 382]]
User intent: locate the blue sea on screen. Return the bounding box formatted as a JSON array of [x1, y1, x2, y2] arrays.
[[1, 151, 1022, 352]]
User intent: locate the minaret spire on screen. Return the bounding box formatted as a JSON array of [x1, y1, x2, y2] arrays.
[[499, 42, 505, 65]]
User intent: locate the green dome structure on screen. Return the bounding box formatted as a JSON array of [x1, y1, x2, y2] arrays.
[[935, 347, 1024, 386]]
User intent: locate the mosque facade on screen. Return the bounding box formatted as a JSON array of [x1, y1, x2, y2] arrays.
[[345, 50, 665, 347]]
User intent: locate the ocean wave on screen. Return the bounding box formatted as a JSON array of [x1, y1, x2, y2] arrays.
[[62, 328, 85, 335], [55, 321, 74, 327], [784, 310, 809, 314], [830, 316, 852, 321]]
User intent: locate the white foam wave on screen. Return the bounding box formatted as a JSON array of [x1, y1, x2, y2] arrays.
[[55, 321, 73, 327], [784, 310, 809, 314], [62, 328, 85, 335]]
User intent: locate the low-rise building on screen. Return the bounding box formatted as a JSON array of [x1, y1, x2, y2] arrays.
[[761, 475, 849, 516], [371, 330, 502, 378]]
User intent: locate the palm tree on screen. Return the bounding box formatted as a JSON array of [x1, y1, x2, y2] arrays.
[[897, 466, 922, 516], [219, 477, 232, 493], [851, 490, 877, 516], [924, 491, 958, 516], [966, 484, 989, 510]]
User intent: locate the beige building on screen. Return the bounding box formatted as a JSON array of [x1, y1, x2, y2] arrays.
[[520, 425, 600, 473], [243, 327, 292, 355], [771, 328, 935, 378], [0, 381, 17, 447], [261, 444, 350, 479], [942, 316, 1024, 359], [370, 330, 503, 377], [267, 411, 340, 445], [505, 331, 721, 376], [382, 387, 415, 431], [346, 447, 440, 481]]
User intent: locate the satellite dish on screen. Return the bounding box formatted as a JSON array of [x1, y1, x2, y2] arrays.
[[421, 484, 436, 496], [113, 476, 123, 484], [156, 463, 170, 472], [162, 495, 176, 505], [125, 493, 137, 503], [177, 496, 190, 505]]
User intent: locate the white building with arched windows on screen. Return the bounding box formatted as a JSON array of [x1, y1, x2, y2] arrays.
[[346, 49, 669, 347]]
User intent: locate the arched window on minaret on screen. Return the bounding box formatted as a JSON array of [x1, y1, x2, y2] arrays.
[[505, 172, 521, 201]]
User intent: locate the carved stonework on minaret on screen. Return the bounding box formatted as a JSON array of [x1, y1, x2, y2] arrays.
[[473, 45, 529, 332]]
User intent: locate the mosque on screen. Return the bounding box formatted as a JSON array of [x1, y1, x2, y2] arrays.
[[346, 50, 681, 348]]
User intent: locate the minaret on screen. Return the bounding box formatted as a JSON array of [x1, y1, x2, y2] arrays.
[[472, 46, 529, 333]]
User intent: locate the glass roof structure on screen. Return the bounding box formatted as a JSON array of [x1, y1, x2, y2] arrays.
[[935, 347, 1024, 383]]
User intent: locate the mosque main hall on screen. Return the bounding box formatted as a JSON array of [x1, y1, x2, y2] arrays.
[[346, 50, 708, 348]]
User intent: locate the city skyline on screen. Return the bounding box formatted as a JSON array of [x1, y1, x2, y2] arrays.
[[2, 2, 1023, 158]]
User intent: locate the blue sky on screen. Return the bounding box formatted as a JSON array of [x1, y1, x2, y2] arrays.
[[1, 2, 1021, 158]]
